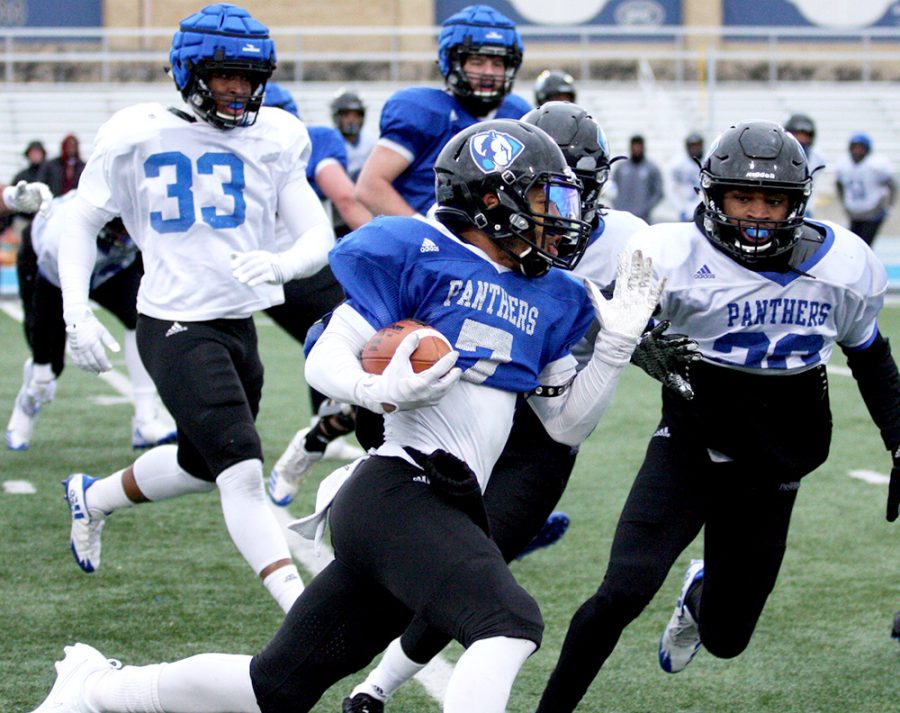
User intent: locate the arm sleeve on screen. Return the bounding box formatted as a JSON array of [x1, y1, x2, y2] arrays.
[[529, 330, 637, 446], [305, 303, 384, 412], [57, 194, 114, 322], [276, 178, 335, 280], [843, 331, 900, 449]]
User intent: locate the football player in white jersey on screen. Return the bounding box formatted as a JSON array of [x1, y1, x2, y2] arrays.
[[28, 119, 663, 713], [55, 3, 334, 613], [836, 132, 896, 245], [5, 191, 176, 451], [342, 101, 697, 713], [537, 120, 900, 713]]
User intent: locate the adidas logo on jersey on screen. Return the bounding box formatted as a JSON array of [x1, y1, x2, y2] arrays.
[[653, 426, 671, 439], [693, 264, 715, 279], [420, 238, 440, 253], [165, 322, 188, 338]]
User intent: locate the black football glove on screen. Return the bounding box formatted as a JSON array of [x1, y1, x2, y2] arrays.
[[631, 320, 700, 400], [888, 445, 900, 522]]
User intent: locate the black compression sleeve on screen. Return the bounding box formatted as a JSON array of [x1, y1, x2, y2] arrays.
[[843, 333, 900, 449]]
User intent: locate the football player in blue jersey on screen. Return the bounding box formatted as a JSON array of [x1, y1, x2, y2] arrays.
[[355, 3, 532, 218], [28, 118, 664, 713], [342, 101, 697, 713], [54, 3, 333, 613], [536, 121, 900, 713]]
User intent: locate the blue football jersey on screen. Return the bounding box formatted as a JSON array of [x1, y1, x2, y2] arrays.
[[330, 216, 594, 393], [378, 88, 533, 214], [307, 125, 349, 201]]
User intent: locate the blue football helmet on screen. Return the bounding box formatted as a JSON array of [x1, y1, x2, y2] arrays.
[[437, 4, 523, 112], [169, 3, 276, 129], [434, 119, 590, 277], [263, 82, 300, 118]]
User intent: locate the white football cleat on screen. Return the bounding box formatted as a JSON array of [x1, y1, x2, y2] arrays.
[[268, 427, 323, 507], [63, 474, 107, 573], [131, 414, 177, 450], [29, 642, 119, 713], [659, 558, 705, 673], [5, 358, 56, 451], [323, 435, 366, 461]]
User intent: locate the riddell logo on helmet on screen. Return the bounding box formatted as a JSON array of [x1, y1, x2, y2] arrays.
[[485, 31, 504, 40], [745, 171, 775, 178], [242, 43, 261, 53]]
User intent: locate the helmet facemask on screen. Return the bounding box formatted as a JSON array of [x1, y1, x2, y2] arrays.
[[187, 62, 270, 130], [446, 44, 521, 114]]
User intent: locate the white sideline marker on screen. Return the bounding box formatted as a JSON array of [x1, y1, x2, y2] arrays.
[[848, 469, 890, 485], [1, 301, 453, 704], [4, 480, 37, 494]]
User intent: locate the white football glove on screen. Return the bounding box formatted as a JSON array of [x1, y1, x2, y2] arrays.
[[231, 250, 290, 287], [65, 308, 121, 374], [3, 180, 52, 216], [586, 249, 666, 341], [356, 330, 461, 414]]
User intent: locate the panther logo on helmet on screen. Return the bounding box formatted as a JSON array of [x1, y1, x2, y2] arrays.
[[470, 130, 525, 173]]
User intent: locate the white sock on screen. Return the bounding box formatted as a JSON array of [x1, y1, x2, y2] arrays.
[[262, 564, 305, 613], [86, 655, 260, 713], [443, 637, 535, 713], [85, 662, 164, 713], [132, 445, 216, 501], [351, 637, 425, 701], [84, 470, 133, 514], [216, 459, 304, 612]]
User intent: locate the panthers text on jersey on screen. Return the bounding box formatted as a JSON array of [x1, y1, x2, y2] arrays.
[[377, 87, 533, 214], [629, 219, 886, 372], [76, 103, 317, 321], [328, 215, 595, 483]]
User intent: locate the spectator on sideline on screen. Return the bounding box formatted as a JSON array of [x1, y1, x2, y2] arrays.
[[55, 3, 333, 613], [38, 134, 85, 197], [536, 121, 900, 713], [611, 134, 664, 223], [27, 115, 663, 713], [354, 3, 531, 217], [668, 131, 703, 221], [5, 191, 176, 452], [533, 68, 577, 106], [836, 132, 896, 245], [331, 88, 377, 181]]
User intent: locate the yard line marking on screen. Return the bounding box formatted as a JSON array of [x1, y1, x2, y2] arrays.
[[4, 480, 37, 494], [848, 469, 890, 485], [1, 299, 451, 705]]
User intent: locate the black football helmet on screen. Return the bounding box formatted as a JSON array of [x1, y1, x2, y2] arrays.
[[785, 113, 816, 142], [534, 69, 577, 106], [331, 89, 366, 137], [699, 121, 812, 265], [434, 119, 590, 277], [521, 101, 613, 236]]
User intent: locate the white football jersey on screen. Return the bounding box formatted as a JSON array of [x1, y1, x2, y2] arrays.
[[573, 209, 649, 287], [836, 153, 894, 218], [628, 220, 886, 373], [32, 191, 138, 290], [77, 103, 315, 320]]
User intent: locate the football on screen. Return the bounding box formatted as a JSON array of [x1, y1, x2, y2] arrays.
[[361, 319, 452, 375]]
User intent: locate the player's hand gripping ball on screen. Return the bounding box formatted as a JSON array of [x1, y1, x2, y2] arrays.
[[362, 319, 452, 375]]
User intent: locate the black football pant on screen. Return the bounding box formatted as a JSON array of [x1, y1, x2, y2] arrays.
[[849, 217, 885, 246], [396, 404, 578, 664], [536, 423, 799, 713]]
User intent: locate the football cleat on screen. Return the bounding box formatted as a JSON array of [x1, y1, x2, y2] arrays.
[[659, 558, 705, 673], [342, 693, 385, 713], [5, 358, 56, 451], [29, 642, 121, 713], [515, 511, 571, 560], [892, 610, 900, 641], [267, 427, 322, 507], [63, 474, 107, 574], [131, 414, 178, 450]]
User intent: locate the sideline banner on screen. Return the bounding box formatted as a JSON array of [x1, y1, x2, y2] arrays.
[[723, 0, 900, 29], [435, 0, 683, 30], [0, 0, 102, 28]]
